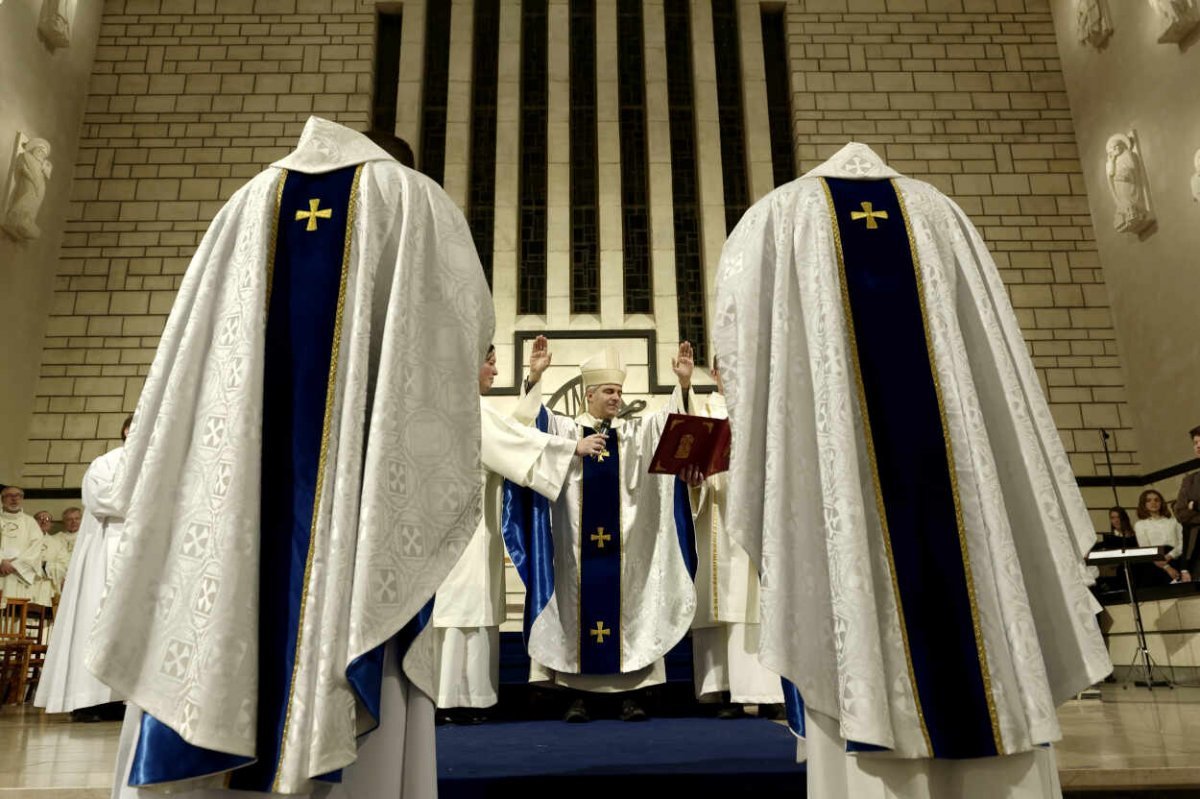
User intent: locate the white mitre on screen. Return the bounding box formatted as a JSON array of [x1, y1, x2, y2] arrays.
[[580, 347, 626, 388]]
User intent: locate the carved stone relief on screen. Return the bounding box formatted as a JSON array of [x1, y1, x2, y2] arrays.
[[2, 134, 54, 242], [1150, 0, 1200, 44], [1191, 149, 1200, 204], [38, 0, 75, 50], [1104, 131, 1154, 235], [1077, 0, 1113, 48]]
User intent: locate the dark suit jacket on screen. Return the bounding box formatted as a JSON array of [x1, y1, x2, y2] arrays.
[[1176, 472, 1200, 528]]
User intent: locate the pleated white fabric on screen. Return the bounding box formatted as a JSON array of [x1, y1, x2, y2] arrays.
[[35, 446, 125, 713]]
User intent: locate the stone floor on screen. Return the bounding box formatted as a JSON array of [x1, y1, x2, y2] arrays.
[[2, 690, 1200, 797]]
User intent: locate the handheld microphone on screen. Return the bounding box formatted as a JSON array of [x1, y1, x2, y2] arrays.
[[592, 419, 611, 458]]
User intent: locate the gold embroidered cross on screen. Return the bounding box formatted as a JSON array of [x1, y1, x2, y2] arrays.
[[590, 620, 611, 644], [295, 198, 333, 231], [850, 201, 889, 230], [590, 527, 612, 549]]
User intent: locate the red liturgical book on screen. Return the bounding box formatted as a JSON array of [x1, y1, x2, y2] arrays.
[[649, 413, 732, 477]]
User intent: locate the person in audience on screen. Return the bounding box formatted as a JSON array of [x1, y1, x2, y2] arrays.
[[32, 509, 71, 606], [1094, 506, 1153, 592], [0, 485, 45, 601], [1172, 425, 1200, 575], [59, 506, 82, 553], [1106, 506, 1135, 544], [1133, 489, 1187, 583], [33, 511, 53, 533]]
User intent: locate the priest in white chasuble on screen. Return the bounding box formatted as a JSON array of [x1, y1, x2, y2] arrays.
[[402, 346, 597, 718], [685, 358, 783, 716], [87, 117, 493, 798], [0, 486, 45, 601], [505, 337, 697, 721], [31, 520, 70, 605], [713, 142, 1110, 798], [36, 416, 130, 719]]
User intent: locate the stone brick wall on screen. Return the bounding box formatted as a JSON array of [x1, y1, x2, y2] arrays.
[[784, 0, 1139, 480], [23, 0, 374, 486], [20, 0, 1142, 495]]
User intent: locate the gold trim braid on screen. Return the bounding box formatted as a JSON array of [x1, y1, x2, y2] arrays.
[[891, 178, 1003, 754], [820, 178, 933, 756], [264, 169, 288, 311], [272, 163, 364, 791]]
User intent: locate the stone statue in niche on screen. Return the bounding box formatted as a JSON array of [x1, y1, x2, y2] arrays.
[[1150, 0, 1200, 43], [38, 0, 75, 50], [1104, 132, 1154, 235], [1076, 0, 1113, 48], [2, 135, 53, 242], [1191, 149, 1200, 204]]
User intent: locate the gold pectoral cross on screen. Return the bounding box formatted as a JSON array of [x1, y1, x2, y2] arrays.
[[590, 527, 612, 549], [596, 441, 609, 463], [850, 201, 889, 230], [295, 198, 333, 231], [590, 620, 611, 644]]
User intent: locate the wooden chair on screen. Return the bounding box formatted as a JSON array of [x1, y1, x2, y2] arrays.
[[0, 597, 33, 705], [23, 602, 54, 702]]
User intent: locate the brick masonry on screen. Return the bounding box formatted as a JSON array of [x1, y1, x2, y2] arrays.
[[22, 0, 1141, 501]]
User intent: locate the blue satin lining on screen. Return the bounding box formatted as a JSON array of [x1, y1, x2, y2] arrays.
[[129, 714, 253, 786], [500, 407, 556, 646], [321, 599, 435, 784], [673, 477, 698, 579], [781, 678, 805, 738]]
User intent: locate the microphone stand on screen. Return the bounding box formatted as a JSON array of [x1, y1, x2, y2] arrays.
[[1100, 429, 1173, 689], [1100, 428, 1119, 508]]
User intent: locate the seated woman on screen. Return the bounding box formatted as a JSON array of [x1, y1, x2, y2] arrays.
[[1097, 505, 1161, 591], [1133, 489, 1189, 584]]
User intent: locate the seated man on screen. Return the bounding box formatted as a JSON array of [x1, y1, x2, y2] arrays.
[[0, 486, 45, 601]]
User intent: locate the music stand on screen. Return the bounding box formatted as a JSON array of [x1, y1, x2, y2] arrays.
[[1088, 545, 1174, 689]]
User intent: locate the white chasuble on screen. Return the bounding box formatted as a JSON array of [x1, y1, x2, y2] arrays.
[[512, 384, 697, 692], [713, 143, 1109, 797], [36, 445, 126, 714], [687, 392, 782, 705], [0, 511, 43, 601], [403, 396, 576, 708], [43, 533, 73, 592], [88, 117, 493, 796]]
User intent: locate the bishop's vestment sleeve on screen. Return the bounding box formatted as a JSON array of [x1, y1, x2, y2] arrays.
[[481, 405, 575, 499]]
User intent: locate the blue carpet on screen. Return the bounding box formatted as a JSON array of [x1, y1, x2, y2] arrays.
[[437, 717, 805, 798]]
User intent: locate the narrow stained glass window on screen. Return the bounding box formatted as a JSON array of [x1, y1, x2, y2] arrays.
[[518, 0, 549, 315], [665, 0, 706, 365], [570, 0, 600, 314], [618, 0, 652, 315], [468, 0, 501, 286]]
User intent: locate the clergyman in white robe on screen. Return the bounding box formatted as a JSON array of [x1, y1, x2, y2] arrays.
[[0, 488, 44, 602], [88, 117, 493, 798], [713, 142, 1110, 798], [687, 384, 783, 709], [512, 341, 697, 701], [403, 354, 579, 712], [36, 442, 127, 714]]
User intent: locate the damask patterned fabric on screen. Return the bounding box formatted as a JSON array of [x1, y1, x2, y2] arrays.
[[87, 117, 493, 794], [713, 143, 1109, 765]]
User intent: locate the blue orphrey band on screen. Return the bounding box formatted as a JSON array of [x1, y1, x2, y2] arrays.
[[578, 427, 622, 674], [131, 164, 360, 789], [824, 176, 998, 759]]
